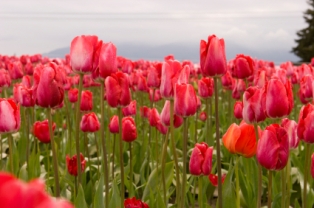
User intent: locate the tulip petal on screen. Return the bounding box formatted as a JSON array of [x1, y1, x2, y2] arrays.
[[222, 123, 240, 154]]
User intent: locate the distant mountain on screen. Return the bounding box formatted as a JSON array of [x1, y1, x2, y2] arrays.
[[43, 42, 299, 65]]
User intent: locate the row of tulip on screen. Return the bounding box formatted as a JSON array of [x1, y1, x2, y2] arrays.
[[0, 34, 314, 208]]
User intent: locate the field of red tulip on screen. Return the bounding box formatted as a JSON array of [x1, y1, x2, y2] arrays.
[[1, 34, 314, 208]]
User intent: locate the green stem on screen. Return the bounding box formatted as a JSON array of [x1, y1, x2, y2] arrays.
[[170, 99, 181, 206], [112, 134, 116, 180], [194, 110, 198, 143], [161, 130, 169, 206], [47, 107, 60, 197], [286, 157, 291, 208], [100, 80, 109, 208], [129, 142, 133, 197], [182, 117, 188, 207], [281, 168, 286, 208], [84, 133, 92, 186], [235, 156, 240, 208], [75, 73, 83, 185], [214, 77, 222, 208], [268, 171, 272, 208], [94, 132, 100, 179], [199, 176, 203, 208], [303, 143, 310, 208], [118, 107, 125, 208], [24, 107, 30, 171], [8, 134, 14, 173], [155, 128, 159, 183], [46, 143, 50, 181], [253, 122, 262, 208], [0, 134, 2, 170], [193, 177, 196, 208], [64, 94, 72, 156]]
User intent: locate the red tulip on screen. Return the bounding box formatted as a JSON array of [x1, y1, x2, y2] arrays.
[[149, 108, 160, 127], [0, 99, 20, 133], [147, 66, 161, 88], [66, 153, 86, 176], [242, 86, 266, 124], [254, 69, 267, 89], [298, 75, 313, 104], [0, 172, 49, 208], [33, 63, 64, 108], [68, 88, 78, 103], [233, 101, 243, 120], [281, 118, 299, 149], [140, 106, 151, 119], [198, 77, 214, 98], [222, 121, 258, 158], [177, 65, 190, 84], [105, 71, 131, 108], [208, 173, 227, 187], [13, 84, 35, 107], [199, 111, 207, 122], [149, 89, 162, 102], [221, 71, 235, 90], [189, 142, 213, 175], [265, 78, 293, 118], [7, 61, 24, 80], [124, 197, 149, 208], [80, 90, 93, 111], [122, 117, 137, 142], [80, 112, 100, 132], [98, 42, 117, 79], [70, 35, 102, 74], [174, 83, 197, 117], [33, 120, 56, 143], [297, 104, 314, 143], [257, 124, 289, 170], [156, 122, 168, 135], [231, 54, 254, 79], [200, 34, 227, 77], [37, 198, 74, 208], [24, 62, 34, 75], [109, 115, 119, 134], [122, 100, 136, 117], [22, 75, 32, 88]]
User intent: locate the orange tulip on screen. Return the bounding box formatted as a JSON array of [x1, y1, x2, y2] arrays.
[[222, 121, 258, 158]]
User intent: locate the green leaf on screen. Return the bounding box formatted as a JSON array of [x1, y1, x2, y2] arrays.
[[142, 161, 174, 202], [222, 162, 236, 208], [75, 184, 88, 208], [93, 176, 104, 208], [109, 179, 121, 208]]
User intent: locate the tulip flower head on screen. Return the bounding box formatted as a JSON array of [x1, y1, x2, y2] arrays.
[[198, 77, 214, 98], [257, 124, 289, 170], [200, 34, 227, 77], [33, 120, 56, 143], [208, 173, 227, 187], [222, 121, 258, 158], [189, 142, 213, 176], [231, 54, 254, 79], [0, 99, 21, 133], [68, 88, 78, 103], [124, 197, 149, 208], [109, 115, 119, 134], [80, 90, 93, 112], [122, 100, 136, 117], [66, 153, 86, 176], [281, 118, 299, 149], [233, 101, 243, 120], [199, 111, 207, 122], [98, 42, 117, 79], [174, 83, 197, 117], [297, 103, 314, 143], [80, 112, 100, 133], [122, 117, 137, 142]]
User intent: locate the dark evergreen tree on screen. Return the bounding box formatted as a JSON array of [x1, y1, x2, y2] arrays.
[[292, 0, 314, 62]]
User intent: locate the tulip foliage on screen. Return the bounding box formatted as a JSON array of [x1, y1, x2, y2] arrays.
[[0, 34, 313, 208]]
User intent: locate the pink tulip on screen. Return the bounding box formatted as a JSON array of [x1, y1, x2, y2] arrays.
[[311, 153, 314, 179], [189, 142, 213, 175], [198, 77, 214, 98], [231, 54, 254, 79], [208, 173, 227, 187], [242, 86, 266, 124], [105, 71, 131, 108], [257, 124, 289, 170], [33, 63, 64, 108], [199, 111, 207, 122], [149, 108, 160, 127], [140, 106, 151, 119], [122, 100, 136, 117], [297, 104, 314, 143], [98, 42, 117, 79], [298, 75, 314, 104], [0, 69, 11, 88], [0, 99, 21, 133], [70, 35, 102, 74], [221, 71, 235, 90], [233, 101, 243, 120], [160, 60, 181, 99], [232, 79, 246, 100], [147, 66, 161, 88], [200, 35, 227, 77], [265, 79, 293, 118], [13, 84, 35, 107], [80, 112, 100, 132], [174, 83, 197, 117], [7, 61, 23, 80], [160, 100, 183, 128], [281, 118, 299, 149]]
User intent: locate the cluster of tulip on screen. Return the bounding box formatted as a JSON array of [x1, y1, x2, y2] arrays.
[[0, 33, 314, 208]]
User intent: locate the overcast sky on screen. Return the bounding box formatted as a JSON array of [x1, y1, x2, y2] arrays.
[[0, 0, 309, 62]]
